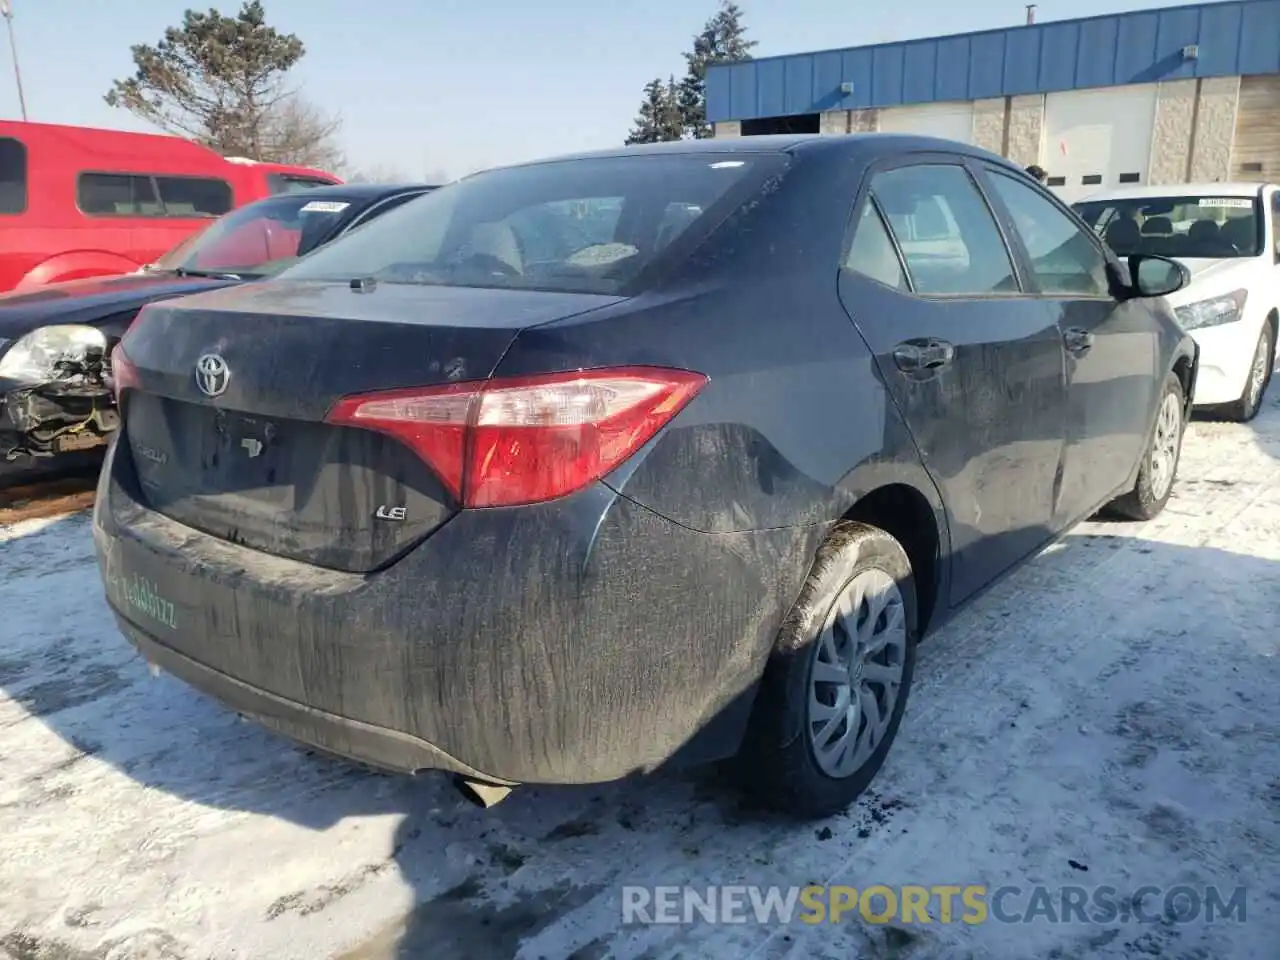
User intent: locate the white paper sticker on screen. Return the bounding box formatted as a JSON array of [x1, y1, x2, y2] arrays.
[[1198, 197, 1252, 208], [299, 200, 350, 213]]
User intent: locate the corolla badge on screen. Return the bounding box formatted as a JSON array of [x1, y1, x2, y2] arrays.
[[195, 353, 230, 398]]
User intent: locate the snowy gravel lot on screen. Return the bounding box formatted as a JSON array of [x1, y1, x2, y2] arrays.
[[1, 384, 1278, 960]]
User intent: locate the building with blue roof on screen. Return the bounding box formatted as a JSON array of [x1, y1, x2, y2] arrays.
[[706, 0, 1280, 200]]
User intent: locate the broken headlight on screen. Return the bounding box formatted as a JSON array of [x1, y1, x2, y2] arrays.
[[1173, 289, 1247, 331], [0, 325, 107, 382]]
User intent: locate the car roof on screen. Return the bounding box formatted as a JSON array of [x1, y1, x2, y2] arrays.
[[1078, 181, 1273, 202], [474, 132, 1016, 174], [275, 182, 440, 202]]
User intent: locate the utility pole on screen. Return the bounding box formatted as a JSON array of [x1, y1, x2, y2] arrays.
[[0, 0, 28, 121]]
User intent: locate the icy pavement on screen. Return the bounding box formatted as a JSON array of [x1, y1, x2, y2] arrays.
[[1, 396, 1279, 960]]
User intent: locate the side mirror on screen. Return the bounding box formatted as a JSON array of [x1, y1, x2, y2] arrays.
[[1126, 253, 1190, 298]]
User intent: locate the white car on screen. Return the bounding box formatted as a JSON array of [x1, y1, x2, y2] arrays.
[[1074, 182, 1278, 421]]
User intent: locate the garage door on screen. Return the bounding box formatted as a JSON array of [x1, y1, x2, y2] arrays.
[[1041, 85, 1158, 204], [1231, 75, 1280, 181], [877, 102, 975, 145]]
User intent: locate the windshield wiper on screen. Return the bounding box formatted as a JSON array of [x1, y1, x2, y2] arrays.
[[174, 266, 244, 280]]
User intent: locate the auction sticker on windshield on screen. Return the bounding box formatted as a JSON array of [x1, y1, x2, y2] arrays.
[[1199, 198, 1253, 208], [300, 201, 350, 214]]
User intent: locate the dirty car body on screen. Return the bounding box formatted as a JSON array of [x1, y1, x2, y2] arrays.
[[0, 182, 436, 484], [93, 136, 1198, 814]]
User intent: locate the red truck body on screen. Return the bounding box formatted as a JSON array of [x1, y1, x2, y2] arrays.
[[0, 120, 341, 292]]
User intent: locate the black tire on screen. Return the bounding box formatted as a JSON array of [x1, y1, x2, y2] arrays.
[[1224, 321, 1275, 423], [1107, 372, 1186, 521], [738, 521, 918, 819]]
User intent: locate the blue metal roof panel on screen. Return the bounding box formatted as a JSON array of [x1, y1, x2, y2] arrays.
[[706, 1, 1275, 122]]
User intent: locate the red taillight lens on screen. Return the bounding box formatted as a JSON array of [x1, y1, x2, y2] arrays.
[[110, 345, 141, 404], [326, 366, 708, 508]]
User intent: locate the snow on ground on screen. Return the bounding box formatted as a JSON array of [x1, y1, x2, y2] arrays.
[[1, 390, 1279, 960]]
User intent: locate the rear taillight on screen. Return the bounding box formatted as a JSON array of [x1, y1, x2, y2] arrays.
[[326, 366, 708, 508], [109, 308, 150, 404], [110, 345, 141, 404]]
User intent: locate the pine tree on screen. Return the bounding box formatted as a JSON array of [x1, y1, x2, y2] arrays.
[[658, 75, 685, 141], [626, 77, 684, 144], [677, 1, 756, 139], [626, 78, 668, 145]]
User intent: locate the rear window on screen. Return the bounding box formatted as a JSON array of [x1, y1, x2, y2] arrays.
[[0, 137, 27, 215], [278, 154, 771, 294], [77, 173, 232, 218], [1074, 194, 1262, 259]]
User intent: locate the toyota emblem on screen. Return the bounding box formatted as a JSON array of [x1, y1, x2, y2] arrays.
[[195, 353, 230, 398]]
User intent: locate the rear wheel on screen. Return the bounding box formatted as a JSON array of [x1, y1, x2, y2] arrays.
[[1225, 321, 1275, 423], [1107, 372, 1185, 521], [739, 522, 917, 819]]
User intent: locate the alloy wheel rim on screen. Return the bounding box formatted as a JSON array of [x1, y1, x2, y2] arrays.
[[807, 567, 907, 779], [1148, 391, 1182, 502]]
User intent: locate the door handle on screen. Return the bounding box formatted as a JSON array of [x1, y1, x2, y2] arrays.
[[893, 338, 956, 374], [1063, 327, 1095, 355]]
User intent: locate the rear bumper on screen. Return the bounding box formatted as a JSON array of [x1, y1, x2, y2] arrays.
[[93, 439, 818, 785], [113, 616, 515, 781]]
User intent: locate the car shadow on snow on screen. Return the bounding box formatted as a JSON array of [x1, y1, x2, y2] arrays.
[[0, 389, 1278, 960]]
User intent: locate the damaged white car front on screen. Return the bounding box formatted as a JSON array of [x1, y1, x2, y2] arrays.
[[0, 324, 120, 465]]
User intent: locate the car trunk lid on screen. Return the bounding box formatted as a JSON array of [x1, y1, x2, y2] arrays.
[[118, 279, 623, 572]]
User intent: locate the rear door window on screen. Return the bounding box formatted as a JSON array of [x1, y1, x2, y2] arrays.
[[78, 173, 164, 216], [155, 176, 233, 217], [844, 201, 908, 290], [0, 137, 27, 215], [78, 173, 232, 217], [984, 171, 1111, 297], [868, 164, 1018, 296]]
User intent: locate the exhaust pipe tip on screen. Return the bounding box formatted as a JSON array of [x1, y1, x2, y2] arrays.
[[453, 776, 514, 808]]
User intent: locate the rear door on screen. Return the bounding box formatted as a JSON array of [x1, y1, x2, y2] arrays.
[[838, 156, 1068, 604], [977, 164, 1156, 523]]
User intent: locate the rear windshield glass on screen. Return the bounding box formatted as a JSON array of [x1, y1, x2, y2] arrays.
[[150, 194, 358, 278], [1073, 195, 1262, 259], [277, 154, 768, 294]]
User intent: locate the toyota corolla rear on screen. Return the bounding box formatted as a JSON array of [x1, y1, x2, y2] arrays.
[[91, 147, 813, 791]]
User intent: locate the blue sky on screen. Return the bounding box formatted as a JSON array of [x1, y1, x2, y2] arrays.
[[0, 0, 1205, 179]]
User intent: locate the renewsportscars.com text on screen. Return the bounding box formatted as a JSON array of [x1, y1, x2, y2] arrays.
[[621, 884, 1247, 926]]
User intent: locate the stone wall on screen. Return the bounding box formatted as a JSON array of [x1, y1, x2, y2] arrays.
[[971, 99, 1006, 153], [1149, 80, 1198, 185], [819, 110, 848, 134], [1188, 76, 1239, 182], [1006, 95, 1045, 167]]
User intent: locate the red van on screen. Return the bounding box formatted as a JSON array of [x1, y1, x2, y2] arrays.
[[0, 120, 341, 293]]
